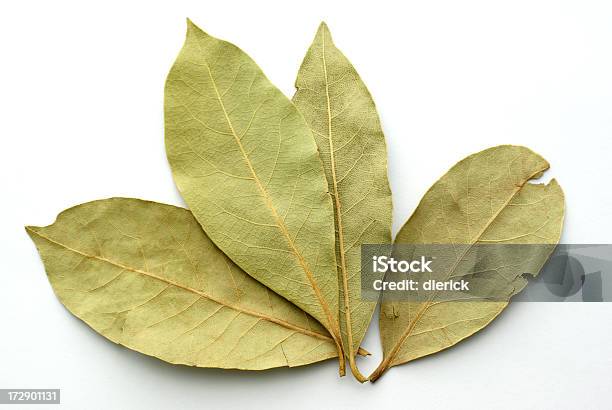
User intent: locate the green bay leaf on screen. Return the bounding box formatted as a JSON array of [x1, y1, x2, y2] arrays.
[[26, 198, 343, 370], [292, 23, 392, 381], [164, 21, 345, 370], [371, 145, 565, 381]]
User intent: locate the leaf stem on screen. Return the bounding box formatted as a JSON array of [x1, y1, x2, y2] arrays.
[[368, 359, 388, 382]]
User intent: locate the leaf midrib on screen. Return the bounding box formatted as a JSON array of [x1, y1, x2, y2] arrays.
[[320, 29, 355, 356], [27, 227, 335, 343]]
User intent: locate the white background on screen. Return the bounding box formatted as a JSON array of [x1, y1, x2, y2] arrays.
[[1, 1, 611, 409]]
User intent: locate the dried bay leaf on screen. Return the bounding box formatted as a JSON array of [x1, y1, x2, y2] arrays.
[[165, 21, 345, 371], [293, 23, 392, 381], [370, 145, 565, 381], [26, 198, 345, 370]]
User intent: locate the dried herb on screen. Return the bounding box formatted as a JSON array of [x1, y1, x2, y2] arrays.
[[370, 145, 564, 381], [293, 23, 392, 381], [26, 21, 565, 383], [27, 198, 344, 370], [164, 20, 346, 373]]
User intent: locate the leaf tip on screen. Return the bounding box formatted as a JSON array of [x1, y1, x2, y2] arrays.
[[24, 225, 40, 241], [185, 18, 207, 37], [317, 21, 332, 38], [185, 17, 196, 28]]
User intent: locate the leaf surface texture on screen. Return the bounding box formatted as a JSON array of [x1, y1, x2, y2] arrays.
[[372, 145, 565, 380], [27, 198, 342, 370], [164, 21, 343, 357], [292, 23, 392, 375]]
